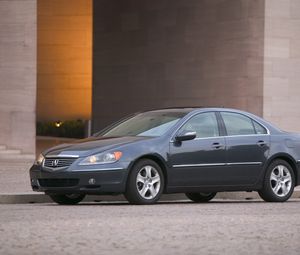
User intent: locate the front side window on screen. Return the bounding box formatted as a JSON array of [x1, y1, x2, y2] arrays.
[[178, 112, 219, 138], [221, 112, 256, 136]]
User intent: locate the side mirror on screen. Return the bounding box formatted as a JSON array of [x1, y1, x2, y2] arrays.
[[175, 131, 197, 142]]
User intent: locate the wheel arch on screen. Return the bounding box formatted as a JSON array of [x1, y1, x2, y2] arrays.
[[264, 153, 298, 184], [127, 154, 169, 192]]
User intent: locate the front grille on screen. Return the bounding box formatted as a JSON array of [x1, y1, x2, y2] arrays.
[[44, 157, 76, 169], [38, 178, 79, 188]]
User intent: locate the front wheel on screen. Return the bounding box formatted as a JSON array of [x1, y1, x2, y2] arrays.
[[185, 192, 217, 203], [49, 194, 86, 205], [258, 159, 295, 202], [125, 159, 164, 205]]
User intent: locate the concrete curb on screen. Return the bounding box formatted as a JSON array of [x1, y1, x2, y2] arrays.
[[1, 190, 300, 204]]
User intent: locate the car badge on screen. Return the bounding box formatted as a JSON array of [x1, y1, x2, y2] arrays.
[[53, 159, 59, 167]]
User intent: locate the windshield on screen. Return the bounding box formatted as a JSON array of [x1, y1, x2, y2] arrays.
[[97, 111, 187, 137]]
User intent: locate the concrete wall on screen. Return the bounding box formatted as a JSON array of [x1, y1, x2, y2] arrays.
[[0, 0, 36, 153], [92, 0, 265, 131], [263, 0, 300, 132], [37, 0, 92, 121]]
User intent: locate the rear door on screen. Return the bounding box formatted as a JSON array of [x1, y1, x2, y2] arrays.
[[219, 111, 270, 185]]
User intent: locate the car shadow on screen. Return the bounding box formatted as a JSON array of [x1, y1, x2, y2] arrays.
[[42, 198, 300, 206]]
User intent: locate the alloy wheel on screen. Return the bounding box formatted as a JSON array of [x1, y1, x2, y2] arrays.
[[270, 164, 292, 197], [136, 165, 161, 200]]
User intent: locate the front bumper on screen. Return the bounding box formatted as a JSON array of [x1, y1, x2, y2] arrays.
[[29, 164, 128, 195]]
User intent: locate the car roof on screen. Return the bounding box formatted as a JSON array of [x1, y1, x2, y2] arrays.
[[144, 107, 268, 122], [144, 107, 282, 134], [145, 107, 198, 113], [146, 107, 259, 114], [145, 107, 232, 114]]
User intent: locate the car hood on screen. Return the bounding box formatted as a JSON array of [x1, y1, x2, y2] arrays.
[[44, 136, 152, 157]]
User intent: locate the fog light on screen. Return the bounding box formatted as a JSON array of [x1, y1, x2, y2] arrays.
[[88, 178, 96, 185]]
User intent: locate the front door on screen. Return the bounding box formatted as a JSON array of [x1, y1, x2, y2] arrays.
[[169, 112, 227, 187]]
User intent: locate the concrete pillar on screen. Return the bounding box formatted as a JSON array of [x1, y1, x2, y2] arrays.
[[263, 0, 300, 132], [0, 0, 37, 154], [92, 0, 265, 131]]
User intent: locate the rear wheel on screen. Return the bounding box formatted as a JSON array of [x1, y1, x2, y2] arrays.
[[49, 194, 85, 205], [125, 159, 164, 205], [185, 192, 216, 203], [258, 159, 295, 202]]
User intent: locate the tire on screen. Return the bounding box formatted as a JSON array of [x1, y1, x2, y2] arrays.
[[185, 192, 216, 203], [125, 159, 164, 205], [258, 159, 295, 202], [49, 194, 86, 205]]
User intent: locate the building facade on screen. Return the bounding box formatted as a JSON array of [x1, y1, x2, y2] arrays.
[[0, 0, 300, 156]]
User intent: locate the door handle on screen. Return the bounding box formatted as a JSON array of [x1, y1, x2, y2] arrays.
[[212, 142, 224, 150], [257, 140, 267, 147]]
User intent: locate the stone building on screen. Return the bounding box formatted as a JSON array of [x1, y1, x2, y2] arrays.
[[0, 0, 300, 157]]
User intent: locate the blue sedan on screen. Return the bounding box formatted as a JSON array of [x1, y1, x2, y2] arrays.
[[30, 108, 300, 204]]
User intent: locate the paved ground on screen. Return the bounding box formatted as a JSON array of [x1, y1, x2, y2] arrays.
[[0, 162, 33, 193], [0, 200, 300, 255]]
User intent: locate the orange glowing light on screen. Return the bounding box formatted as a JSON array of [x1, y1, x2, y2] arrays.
[[114, 151, 123, 160], [55, 121, 63, 128]]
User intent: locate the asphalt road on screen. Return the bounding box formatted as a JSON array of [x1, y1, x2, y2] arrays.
[[1, 199, 300, 255]]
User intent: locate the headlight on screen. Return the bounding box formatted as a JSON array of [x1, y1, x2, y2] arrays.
[[35, 154, 45, 165], [79, 151, 123, 165]]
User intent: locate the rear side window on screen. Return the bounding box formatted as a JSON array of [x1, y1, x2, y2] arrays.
[[252, 120, 267, 134], [221, 112, 255, 136], [179, 112, 219, 138]]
